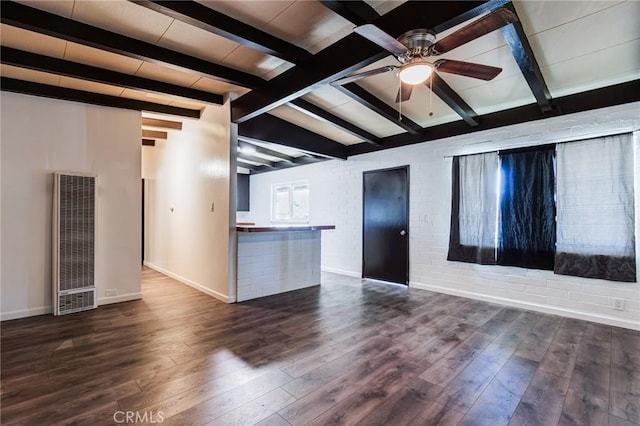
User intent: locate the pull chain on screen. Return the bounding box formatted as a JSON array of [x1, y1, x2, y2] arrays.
[[398, 72, 402, 121], [428, 75, 434, 118]]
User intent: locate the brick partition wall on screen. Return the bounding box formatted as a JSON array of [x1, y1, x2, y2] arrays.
[[237, 230, 322, 301]]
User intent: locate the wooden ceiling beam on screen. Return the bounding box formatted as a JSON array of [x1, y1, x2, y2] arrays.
[[231, 1, 493, 123], [292, 155, 327, 166], [347, 80, 640, 157], [500, 3, 553, 112], [238, 114, 349, 159], [238, 139, 296, 163], [1, 47, 223, 105], [142, 139, 156, 146], [430, 74, 479, 126], [236, 159, 262, 171], [247, 155, 328, 174], [431, 0, 511, 34], [1, 77, 202, 118], [288, 98, 383, 146], [237, 153, 276, 168], [318, 1, 379, 26], [142, 129, 167, 139], [246, 166, 275, 175], [131, 0, 311, 64], [232, 33, 387, 123], [1, 1, 263, 89], [335, 83, 423, 135], [142, 117, 183, 130]]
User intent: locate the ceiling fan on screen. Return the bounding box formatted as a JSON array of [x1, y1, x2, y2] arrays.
[[332, 8, 519, 103]]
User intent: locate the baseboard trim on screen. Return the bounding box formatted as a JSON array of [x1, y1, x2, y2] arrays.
[[1, 306, 52, 321], [1, 291, 144, 321], [321, 266, 361, 278], [410, 280, 640, 331], [144, 262, 230, 303], [98, 293, 142, 305]]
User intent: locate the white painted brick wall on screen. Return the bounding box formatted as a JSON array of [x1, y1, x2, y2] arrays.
[[243, 103, 640, 329], [236, 231, 321, 301]]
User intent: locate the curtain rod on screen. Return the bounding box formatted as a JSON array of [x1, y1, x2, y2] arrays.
[[442, 128, 639, 159]]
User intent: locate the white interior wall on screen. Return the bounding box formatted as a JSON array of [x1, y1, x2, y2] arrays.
[[1, 92, 142, 320], [246, 102, 640, 330], [143, 103, 234, 302]]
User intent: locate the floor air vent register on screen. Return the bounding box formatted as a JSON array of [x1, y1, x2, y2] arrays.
[[52, 172, 97, 315]]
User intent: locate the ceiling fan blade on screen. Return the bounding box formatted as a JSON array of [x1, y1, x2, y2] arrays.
[[331, 65, 397, 86], [395, 82, 414, 103], [354, 24, 408, 56], [435, 59, 502, 80], [431, 8, 518, 55]]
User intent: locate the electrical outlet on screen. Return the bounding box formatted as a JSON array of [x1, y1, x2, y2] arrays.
[[106, 289, 118, 297], [612, 298, 624, 311]]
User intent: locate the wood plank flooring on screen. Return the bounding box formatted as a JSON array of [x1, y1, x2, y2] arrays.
[[2, 267, 639, 425]]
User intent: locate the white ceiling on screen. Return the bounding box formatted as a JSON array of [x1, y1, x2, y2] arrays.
[[2, 0, 638, 159]]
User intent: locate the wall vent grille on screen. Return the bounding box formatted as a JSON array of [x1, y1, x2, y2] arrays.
[[53, 172, 97, 315], [58, 290, 95, 314]]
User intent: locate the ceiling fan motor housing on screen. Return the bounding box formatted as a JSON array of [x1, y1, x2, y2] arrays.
[[396, 29, 436, 63]]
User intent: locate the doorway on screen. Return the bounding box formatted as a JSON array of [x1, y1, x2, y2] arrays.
[[362, 166, 409, 285]]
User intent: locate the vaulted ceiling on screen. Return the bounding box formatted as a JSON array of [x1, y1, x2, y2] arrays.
[[1, 0, 638, 173]]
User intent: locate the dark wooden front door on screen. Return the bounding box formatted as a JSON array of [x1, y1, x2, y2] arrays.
[[362, 166, 409, 284]]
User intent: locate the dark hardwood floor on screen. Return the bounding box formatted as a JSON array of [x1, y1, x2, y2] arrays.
[[2, 267, 639, 425]]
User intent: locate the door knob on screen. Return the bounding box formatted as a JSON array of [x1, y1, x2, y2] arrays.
[[400, 230, 406, 236]]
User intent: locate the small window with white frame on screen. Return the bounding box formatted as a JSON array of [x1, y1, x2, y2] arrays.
[[271, 181, 309, 223]]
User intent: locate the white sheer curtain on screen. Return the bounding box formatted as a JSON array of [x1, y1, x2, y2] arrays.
[[555, 133, 636, 282], [448, 152, 499, 264]]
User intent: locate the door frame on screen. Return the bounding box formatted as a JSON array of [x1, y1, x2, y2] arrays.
[[362, 165, 410, 284], [141, 178, 145, 265]]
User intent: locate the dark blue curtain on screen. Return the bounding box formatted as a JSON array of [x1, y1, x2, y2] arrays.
[[498, 146, 556, 270]]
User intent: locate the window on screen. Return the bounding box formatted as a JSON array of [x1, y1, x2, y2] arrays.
[[271, 182, 309, 223], [448, 147, 554, 269], [555, 134, 635, 282], [447, 134, 636, 282], [447, 152, 499, 265]]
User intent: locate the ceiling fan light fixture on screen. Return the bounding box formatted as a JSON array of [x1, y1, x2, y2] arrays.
[[399, 60, 433, 85]]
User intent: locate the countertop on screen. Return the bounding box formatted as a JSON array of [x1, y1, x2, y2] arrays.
[[236, 225, 336, 232]]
